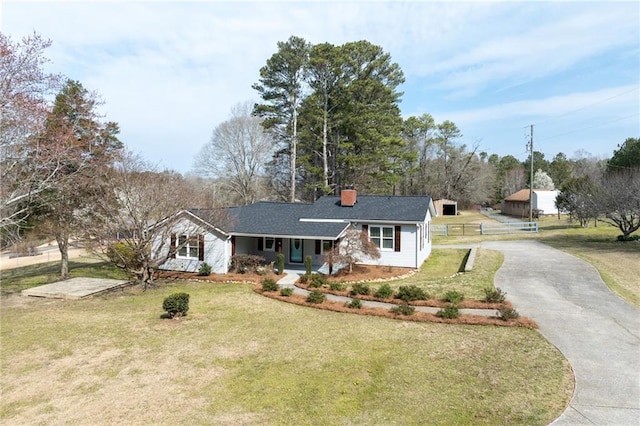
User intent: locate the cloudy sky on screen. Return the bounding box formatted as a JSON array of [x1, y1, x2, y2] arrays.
[[3, 1, 639, 173]]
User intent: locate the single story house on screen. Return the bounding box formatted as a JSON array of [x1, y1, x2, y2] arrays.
[[501, 189, 560, 217], [155, 189, 438, 274]]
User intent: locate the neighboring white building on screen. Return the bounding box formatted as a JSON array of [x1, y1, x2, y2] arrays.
[[154, 189, 438, 273], [502, 189, 560, 217]]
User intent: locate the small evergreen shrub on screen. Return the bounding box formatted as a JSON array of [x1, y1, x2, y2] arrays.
[[442, 290, 464, 303], [374, 283, 393, 299], [350, 283, 370, 296], [198, 262, 212, 276], [436, 305, 460, 319], [329, 282, 346, 291], [306, 290, 325, 304], [276, 253, 285, 275], [261, 278, 279, 292], [309, 274, 328, 288], [346, 298, 362, 309], [395, 285, 429, 302], [299, 273, 310, 284], [162, 292, 189, 318], [305, 255, 313, 274], [280, 287, 293, 297], [497, 306, 520, 321], [483, 287, 506, 303], [390, 304, 415, 316]]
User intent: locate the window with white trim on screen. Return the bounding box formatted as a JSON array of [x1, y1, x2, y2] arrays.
[[369, 226, 394, 250], [264, 237, 275, 251], [178, 235, 199, 259]]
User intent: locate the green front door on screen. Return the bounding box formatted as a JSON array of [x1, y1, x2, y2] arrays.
[[290, 238, 303, 263]]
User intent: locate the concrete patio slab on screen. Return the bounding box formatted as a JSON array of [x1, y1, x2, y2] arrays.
[[21, 277, 131, 299]]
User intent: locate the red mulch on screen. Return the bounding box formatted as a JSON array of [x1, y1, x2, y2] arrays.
[[256, 285, 537, 328]]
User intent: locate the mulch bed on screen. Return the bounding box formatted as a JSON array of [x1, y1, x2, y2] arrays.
[[296, 282, 513, 310], [255, 285, 537, 328]]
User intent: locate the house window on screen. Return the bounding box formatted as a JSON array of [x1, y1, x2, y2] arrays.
[[322, 240, 333, 253], [370, 226, 394, 250], [177, 235, 200, 259], [264, 237, 275, 251]]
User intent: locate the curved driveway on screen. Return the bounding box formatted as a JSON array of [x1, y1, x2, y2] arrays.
[[482, 240, 640, 425]]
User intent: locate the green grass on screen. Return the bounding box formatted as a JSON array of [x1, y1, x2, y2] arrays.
[[432, 212, 640, 307], [372, 248, 503, 300], [0, 259, 129, 296], [1, 282, 572, 425]]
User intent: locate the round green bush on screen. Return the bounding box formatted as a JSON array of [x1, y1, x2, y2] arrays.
[[162, 292, 189, 318]]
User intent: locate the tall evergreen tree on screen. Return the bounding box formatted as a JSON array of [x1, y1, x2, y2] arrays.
[[253, 36, 310, 202]]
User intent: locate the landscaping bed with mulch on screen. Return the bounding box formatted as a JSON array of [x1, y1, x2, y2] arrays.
[[295, 281, 512, 310], [255, 285, 537, 328]]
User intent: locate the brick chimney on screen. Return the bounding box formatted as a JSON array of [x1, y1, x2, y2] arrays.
[[341, 186, 357, 207]]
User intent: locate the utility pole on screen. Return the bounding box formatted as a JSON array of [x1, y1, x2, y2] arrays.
[[528, 124, 534, 222]]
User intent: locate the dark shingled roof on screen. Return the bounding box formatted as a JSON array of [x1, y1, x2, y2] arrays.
[[191, 203, 349, 239], [306, 195, 433, 222], [189, 195, 433, 239]]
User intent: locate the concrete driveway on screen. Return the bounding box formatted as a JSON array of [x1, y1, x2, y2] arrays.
[[482, 240, 640, 425]]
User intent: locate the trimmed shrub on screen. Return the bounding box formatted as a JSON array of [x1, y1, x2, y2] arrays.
[[374, 283, 393, 299], [276, 253, 285, 275], [329, 282, 346, 291], [395, 285, 429, 302], [230, 254, 265, 274], [346, 298, 362, 309], [483, 287, 506, 303], [350, 283, 370, 296], [306, 290, 325, 304], [436, 305, 460, 319], [497, 306, 520, 321], [390, 304, 415, 316], [442, 290, 464, 304], [162, 292, 189, 318], [305, 255, 313, 274], [198, 262, 212, 276], [280, 287, 293, 297], [299, 273, 310, 284], [261, 278, 279, 292], [309, 274, 328, 288]]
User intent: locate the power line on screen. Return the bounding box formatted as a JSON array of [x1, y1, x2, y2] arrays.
[[537, 112, 639, 143], [533, 86, 640, 127]]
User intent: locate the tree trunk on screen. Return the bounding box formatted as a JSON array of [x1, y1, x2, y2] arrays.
[[57, 234, 69, 279], [322, 95, 329, 190], [290, 99, 298, 202]]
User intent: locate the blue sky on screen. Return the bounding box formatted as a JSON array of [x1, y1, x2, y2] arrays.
[[3, 1, 639, 173]]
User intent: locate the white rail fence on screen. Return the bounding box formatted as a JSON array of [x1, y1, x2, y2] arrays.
[[431, 222, 538, 237]]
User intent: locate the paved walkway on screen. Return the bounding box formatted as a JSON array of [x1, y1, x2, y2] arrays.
[[480, 240, 640, 425]]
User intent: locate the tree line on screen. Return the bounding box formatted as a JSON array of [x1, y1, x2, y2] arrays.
[[2, 32, 638, 283]]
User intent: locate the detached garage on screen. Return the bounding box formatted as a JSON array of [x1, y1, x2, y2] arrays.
[[433, 199, 457, 216]]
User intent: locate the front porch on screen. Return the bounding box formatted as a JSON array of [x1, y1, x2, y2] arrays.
[[233, 235, 336, 269]]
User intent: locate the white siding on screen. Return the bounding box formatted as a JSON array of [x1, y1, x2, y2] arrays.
[[533, 190, 559, 215], [156, 217, 230, 274]]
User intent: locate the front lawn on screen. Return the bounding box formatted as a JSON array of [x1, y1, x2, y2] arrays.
[[1, 281, 572, 425]]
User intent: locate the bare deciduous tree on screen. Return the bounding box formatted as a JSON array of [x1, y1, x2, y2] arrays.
[[88, 152, 230, 287], [323, 225, 380, 273], [0, 32, 61, 237], [597, 168, 640, 238], [194, 101, 273, 205]]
